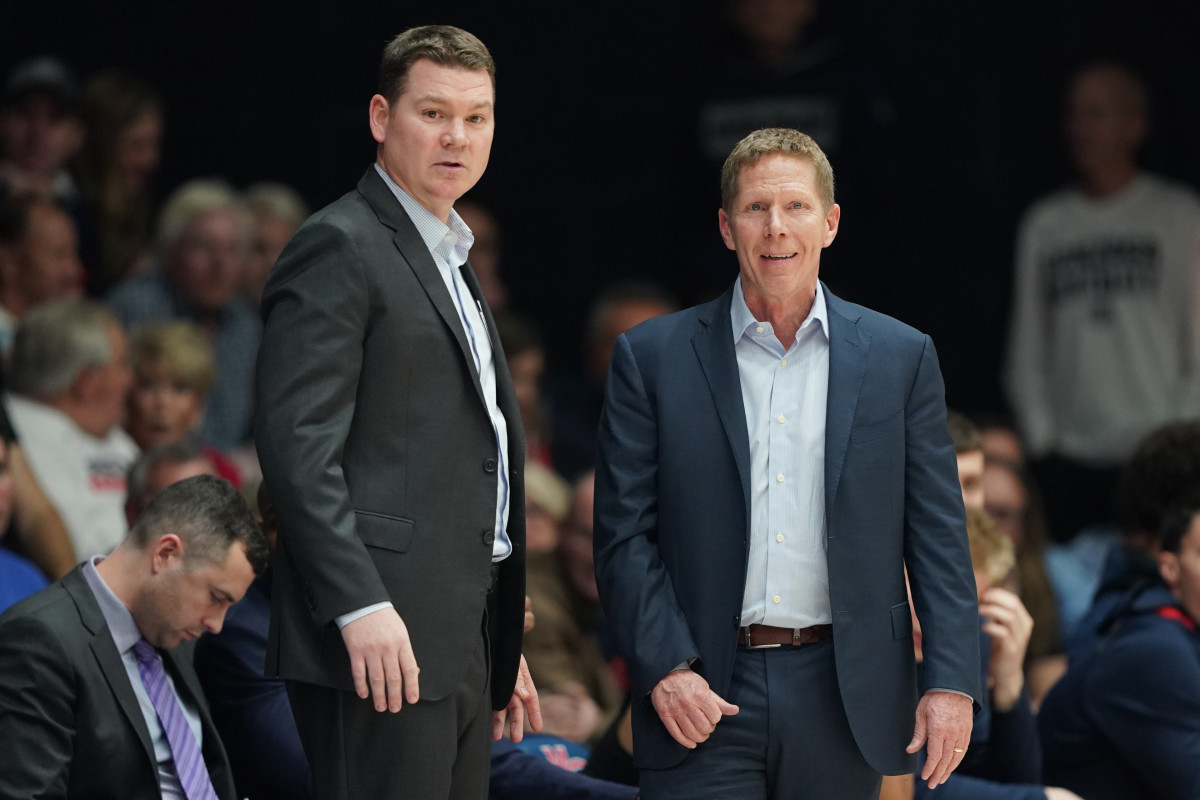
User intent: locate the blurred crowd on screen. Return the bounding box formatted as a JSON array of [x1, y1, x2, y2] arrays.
[[1, 2, 1199, 797]]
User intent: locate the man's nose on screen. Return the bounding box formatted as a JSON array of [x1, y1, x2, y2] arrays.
[[442, 119, 467, 147]]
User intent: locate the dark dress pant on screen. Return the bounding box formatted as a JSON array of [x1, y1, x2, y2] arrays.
[[287, 627, 492, 800], [639, 641, 881, 800]]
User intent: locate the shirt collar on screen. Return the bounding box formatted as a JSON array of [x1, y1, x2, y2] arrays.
[[82, 555, 144, 655], [730, 278, 828, 345], [373, 163, 474, 263]]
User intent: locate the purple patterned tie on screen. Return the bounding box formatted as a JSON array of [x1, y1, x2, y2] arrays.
[[132, 638, 220, 800]]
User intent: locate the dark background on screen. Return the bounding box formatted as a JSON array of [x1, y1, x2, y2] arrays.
[[4, 0, 1199, 417]]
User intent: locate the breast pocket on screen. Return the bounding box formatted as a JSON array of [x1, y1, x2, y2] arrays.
[[354, 509, 416, 553]]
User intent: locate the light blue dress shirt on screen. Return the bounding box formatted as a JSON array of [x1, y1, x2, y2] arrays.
[[731, 279, 832, 628]]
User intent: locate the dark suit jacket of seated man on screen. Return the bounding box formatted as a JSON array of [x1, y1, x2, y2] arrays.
[[594, 128, 979, 800], [0, 474, 267, 799]]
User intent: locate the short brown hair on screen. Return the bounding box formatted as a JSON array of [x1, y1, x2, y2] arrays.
[[947, 410, 983, 454], [721, 128, 835, 213], [378, 25, 495, 105]]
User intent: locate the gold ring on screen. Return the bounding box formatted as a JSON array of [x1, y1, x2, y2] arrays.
[[953, 747, 965, 753]]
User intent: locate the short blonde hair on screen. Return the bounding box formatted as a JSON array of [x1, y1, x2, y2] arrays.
[[244, 182, 309, 228], [720, 128, 835, 213], [156, 178, 251, 254], [128, 321, 216, 397], [966, 506, 1015, 588]]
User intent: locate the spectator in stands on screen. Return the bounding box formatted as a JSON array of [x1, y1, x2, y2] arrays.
[[1039, 500, 1200, 799], [74, 71, 162, 294], [0, 191, 84, 356], [107, 179, 260, 451], [241, 182, 308, 308], [524, 462, 621, 743], [4, 299, 136, 560], [550, 280, 677, 479], [0, 434, 48, 613], [983, 456, 1066, 707], [0, 474, 266, 800], [497, 310, 551, 467], [1068, 420, 1200, 659], [456, 198, 508, 311], [1005, 62, 1200, 543], [125, 321, 241, 485], [909, 507, 1082, 800], [947, 410, 985, 511], [125, 439, 218, 525], [0, 57, 84, 204]]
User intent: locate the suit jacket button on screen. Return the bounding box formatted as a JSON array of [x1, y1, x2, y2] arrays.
[[482, 529, 495, 546], [483, 458, 498, 473]]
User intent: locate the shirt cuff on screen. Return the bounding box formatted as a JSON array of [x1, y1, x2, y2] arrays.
[[926, 687, 975, 703], [335, 601, 394, 629]]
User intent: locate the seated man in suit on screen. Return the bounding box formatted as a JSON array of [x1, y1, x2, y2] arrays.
[[0, 474, 269, 799]]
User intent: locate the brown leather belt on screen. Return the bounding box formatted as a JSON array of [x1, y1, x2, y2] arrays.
[[737, 624, 832, 649]]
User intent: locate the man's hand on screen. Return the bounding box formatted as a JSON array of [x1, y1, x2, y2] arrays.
[[340, 608, 420, 712], [979, 587, 1033, 712], [524, 595, 535, 633], [493, 655, 542, 742], [650, 669, 739, 749], [906, 690, 973, 788], [1043, 788, 1085, 800]]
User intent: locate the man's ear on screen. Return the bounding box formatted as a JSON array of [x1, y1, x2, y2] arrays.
[[149, 533, 184, 574], [368, 94, 391, 145], [1158, 550, 1181, 590], [718, 208, 735, 251]]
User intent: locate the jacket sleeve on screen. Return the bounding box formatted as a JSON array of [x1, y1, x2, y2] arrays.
[[903, 335, 982, 702], [254, 220, 390, 626], [593, 333, 700, 697]]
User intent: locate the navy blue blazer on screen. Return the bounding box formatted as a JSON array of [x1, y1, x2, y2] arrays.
[[594, 282, 979, 773]]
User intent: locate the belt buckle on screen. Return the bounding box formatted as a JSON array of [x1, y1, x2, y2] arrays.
[[741, 626, 781, 649]]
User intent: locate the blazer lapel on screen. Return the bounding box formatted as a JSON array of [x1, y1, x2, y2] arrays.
[[356, 169, 486, 405], [692, 287, 752, 517], [459, 262, 526, 459], [823, 284, 871, 511], [64, 570, 156, 768]]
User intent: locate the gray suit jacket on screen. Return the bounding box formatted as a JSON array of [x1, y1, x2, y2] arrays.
[[0, 567, 237, 800], [255, 167, 526, 709]]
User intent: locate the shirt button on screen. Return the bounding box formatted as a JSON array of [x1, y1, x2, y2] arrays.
[[773, 594, 781, 604], [781, 358, 788, 367], [777, 415, 786, 424], [756, 325, 764, 333], [776, 473, 785, 483], [776, 533, 784, 543], [482, 529, 495, 546], [483, 458, 498, 473]]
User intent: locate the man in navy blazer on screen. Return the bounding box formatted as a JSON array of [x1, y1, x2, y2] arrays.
[[594, 128, 980, 799]]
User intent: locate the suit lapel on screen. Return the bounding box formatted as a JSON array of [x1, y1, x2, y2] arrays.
[[823, 284, 871, 511], [64, 569, 156, 768], [692, 287, 752, 516], [356, 169, 486, 405], [459, 262, 526, 459]]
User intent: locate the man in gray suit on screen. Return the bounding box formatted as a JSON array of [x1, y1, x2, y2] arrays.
[[255, 25, 539, 800], [0, 474, 267, 800]]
